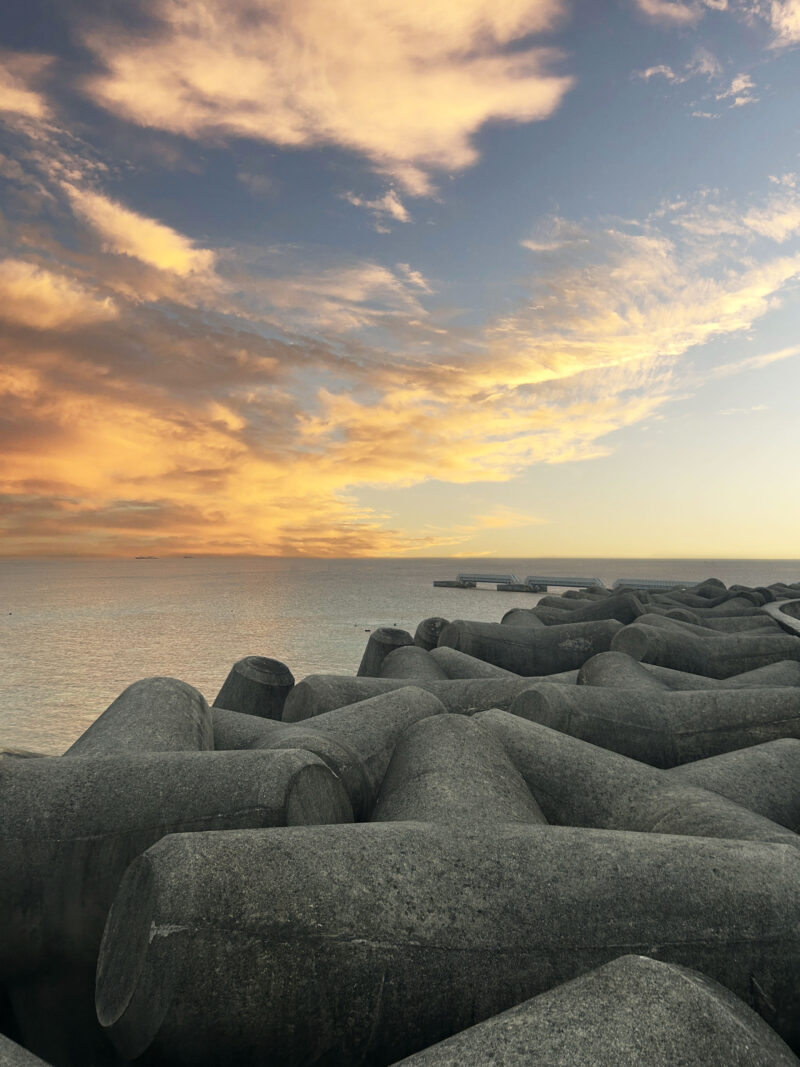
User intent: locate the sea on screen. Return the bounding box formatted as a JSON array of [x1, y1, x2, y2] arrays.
[[2, 556, 799, 755]]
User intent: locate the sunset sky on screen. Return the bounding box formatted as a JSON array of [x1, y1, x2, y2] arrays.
[[1, 0, 799, 558]]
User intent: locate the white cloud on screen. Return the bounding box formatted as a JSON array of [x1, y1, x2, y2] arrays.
[[634, 0, 727, 20], [715, 72, 758, 106], [80, 0, 574, 193], [767, 0, 800, 45], [344, 188, 411, 229]]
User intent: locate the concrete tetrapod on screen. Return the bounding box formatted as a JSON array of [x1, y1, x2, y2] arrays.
[[413, 617, 449, 651], [437, 619, 623, 676], [96, 824, 800, 1065], [217, 687, 447, 819], [611, 623, 800, 678], [378, 646, 449, 681], [357, 628, 415, 677], [475, 709, 800, 847], [531, 590, 647, 627], [0, 749, 351, 1067], [633, 612, 779, 639], [213, 655, 294, 720], [668, 738, 800, 832], [371, 714, 547, 825], [281, 675, 546, 723], [62, 677, 212, 755], [395, 955, 800, 1067], [508, 683, 800, 767], [428, 646, 520, 679], [577, 651, 800, 690], [0, 1033, 53, 1067], [499, 608, 546, 628]]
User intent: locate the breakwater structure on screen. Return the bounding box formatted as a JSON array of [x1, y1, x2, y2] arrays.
[[3, 580, 800, 1064], [433, 573, 708, 592]]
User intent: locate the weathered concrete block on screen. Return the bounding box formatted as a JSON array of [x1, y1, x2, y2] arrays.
[[0, 1033, 53, 1066], [371, 714, 547, 825], [509, 683, 800, 767], [578, 651, 800, 690], [0, 748, 50, 760], [428, 646, 519, 679], [438, 619, 623, 676], [668, 739, 800, 832], [499, 608, 547, 627], [213, 655, 294, 720], [414, 618, 449, 650], [219, 687, 447, 819], [357, 627, 414, 677], [476, 709, 799, 848], [96, 824, 800, 1064], [282, 675, 545, 723], [611, 623, 800, 678], [379, 646, 449, 681], [62, 677, 212, 756], [0, 749, 351, 1065], [395, 954, 800, 1066]]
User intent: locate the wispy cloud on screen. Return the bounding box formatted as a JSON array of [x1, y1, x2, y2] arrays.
[[343, 188, 410, 231], [715, 72, 758, 105], [633, 0, 727, 25], [0, 51, 53, 120], [79, 0, 573, 194], [766, 0, 800, 45], [63, 185, 217, 276], [0, 258, 118, 329]]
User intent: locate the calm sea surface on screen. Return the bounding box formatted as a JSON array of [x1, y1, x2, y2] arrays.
[[2, 556, 799, 754]]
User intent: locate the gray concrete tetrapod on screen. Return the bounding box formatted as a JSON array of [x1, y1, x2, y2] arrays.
[[0, 749, 351, 1067], [668, 738, 800, 832], [357, 627, 414, 677], [413, 617, 450, 651], [217, 687, 447, 819], [213, 655, 294, 720], [95, 824, 800, 1064], [499, 608, 546, 627], [438, 619, 623, 676], [0, 1033, 54, 1066], [611, 623, 800, 678], [378, 646, 449, 681], [475, 709, 800, 848], [371, 714, 547, 825], [633, 612, 777, 639], [577, 650, 800, 690], [281, 675, 546, 723], [533, 591, 646, 627], [508, 683, 800, 767], [62, 676, 212, 755], [395, 955, 800, 1066], [428, 646, 520, 679]]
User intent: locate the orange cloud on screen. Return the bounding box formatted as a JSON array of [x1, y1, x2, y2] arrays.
[[64, 185, 216, 276], [0, 51, 52, 119], [81, 0, 573, 193], [0, 258, 118, 329], [3, 171, 800, 557]]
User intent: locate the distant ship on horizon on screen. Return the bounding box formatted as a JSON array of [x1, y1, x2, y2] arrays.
[[134, 555, 158, 559]]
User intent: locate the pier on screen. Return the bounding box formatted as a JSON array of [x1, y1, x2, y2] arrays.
[[432, 574, 710, 593], [433, 573, 607, 592]]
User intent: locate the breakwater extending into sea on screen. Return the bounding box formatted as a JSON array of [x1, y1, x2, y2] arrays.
[[4, 573, 800, 1065], [3, 556, 800, 753]]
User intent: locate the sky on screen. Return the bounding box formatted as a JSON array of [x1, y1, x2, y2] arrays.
[[0, 0, 799, 559]]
